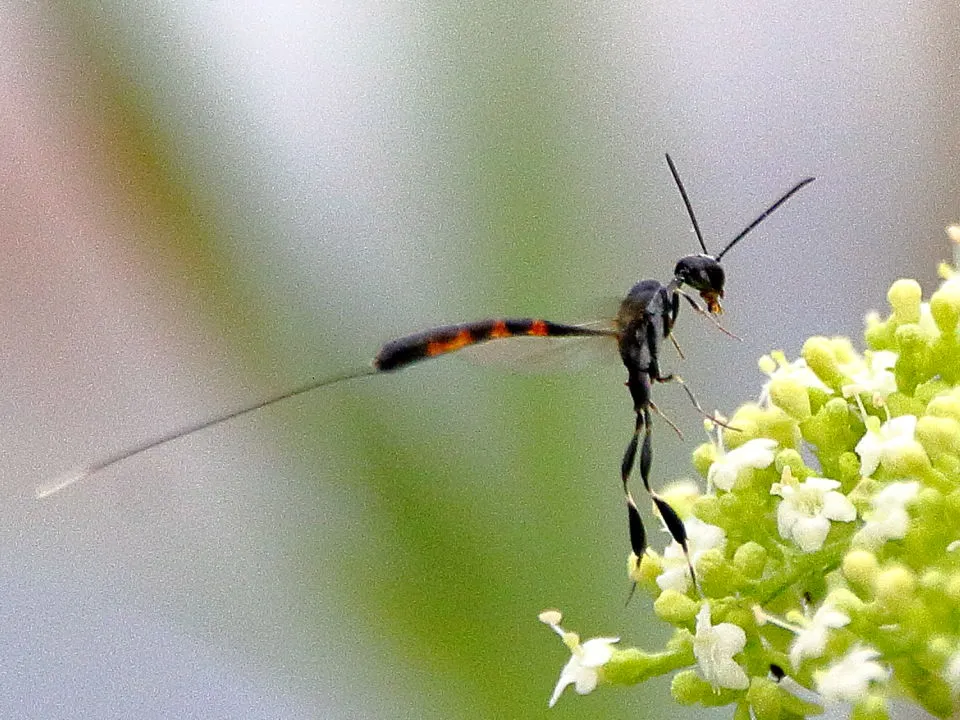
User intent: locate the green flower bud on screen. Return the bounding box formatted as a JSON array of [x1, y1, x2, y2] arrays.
[[671, 669, 711, 705], [733, 541, 767, 579], [726, 405, 766, 440], [633, 551, 663, 589], [884, 391, 927, 418], [865, 310, 895, 349], [837, 451, 863, 485], [824, 588, 865, 616], [895, 322, 929, 349], [888, 278, 922, 324], [768, 377, 812, 421], [874, 565, 917, 612], [931, 452, 960, 478], [880, 437, 930, 477], [746, 678, 782, 720], [665, 628, 695, 655], [930, 280, 960, 333], [757, 410, 801, 450], [692, 494, 723, 526], [915, 378, 952, 406], [926, 390, 960, 422], [774, 448, 807, 477], [915, 416, 960, 460], [851, 695, 890, 720], [604, 646, 692, 686], [829, 336, 858, 364], [654, 590, 700, 626], [843, 549, 879, 598], [894, 324, 931, 393], [802, 336, 845, 391], [802, 397, 859, 457], [698, 548, 742, 597], [692, 441, 717, 478]]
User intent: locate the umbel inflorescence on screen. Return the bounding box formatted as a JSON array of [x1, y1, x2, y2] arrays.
[[542, 243, 960, 720]]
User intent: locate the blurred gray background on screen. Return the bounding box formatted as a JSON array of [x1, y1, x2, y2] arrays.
[[1, 1, 957, 718]]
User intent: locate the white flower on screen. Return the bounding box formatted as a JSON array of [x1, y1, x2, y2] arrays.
[[815, 647, 889, 703], [855, 414, 921, 477], [758, 352, 832, 407], [539, 610, 618, 707], [771, 475, 856, 552], [656, 517, 726, 593], [852, 481, 920, 549], [788, 602, 851, 668], [840, 350, 898, 402], [708, 438, 779, 492], [693, 604, 750, 690]]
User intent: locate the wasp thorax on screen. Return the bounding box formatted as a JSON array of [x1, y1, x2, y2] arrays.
[[674, 254, 725, 313]]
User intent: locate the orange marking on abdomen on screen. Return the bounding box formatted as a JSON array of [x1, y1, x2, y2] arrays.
[[426, 329, 475, 357], [489, 320, 512, 339], [527, 320, 549, 337]]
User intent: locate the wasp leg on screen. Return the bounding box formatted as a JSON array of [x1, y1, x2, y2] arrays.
[[626, 492, 647, 558], [663, 375, 742, 433], [643, 329, 740, 434], [677, 290, 742, 341], [648, 399, 684, 440], [621, 401, 654, 495], [621, 430, 639, 494], [638, 406, 653, 493], [669, 332, 685, 360], [623, 490, 649, 606], [644, 314, 665, 381], [652, 493, 698, 591], [622, 363, 655, 491]]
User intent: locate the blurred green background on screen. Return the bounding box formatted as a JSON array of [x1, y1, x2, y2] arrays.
[[2, 1, 958, 718]]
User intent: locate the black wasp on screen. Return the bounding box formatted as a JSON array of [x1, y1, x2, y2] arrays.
[[38, 154, 814, 578]]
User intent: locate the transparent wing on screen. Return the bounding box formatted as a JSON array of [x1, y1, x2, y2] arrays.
[[458, 320, 620, 373]]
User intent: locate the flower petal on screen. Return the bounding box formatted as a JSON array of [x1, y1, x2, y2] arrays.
[[792, 516, 831, 552], [580, 637, 619, 667], [821, 491, 857, 522], [815, 647, 889, 703]]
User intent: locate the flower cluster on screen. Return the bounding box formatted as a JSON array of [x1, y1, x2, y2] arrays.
[[541, 253, 960, 718]]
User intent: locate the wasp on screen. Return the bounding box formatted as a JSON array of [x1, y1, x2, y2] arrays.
[[38, 155, 814, 579], [616, 155, 813, 566]]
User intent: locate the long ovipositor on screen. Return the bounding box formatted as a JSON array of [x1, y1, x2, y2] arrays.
[[34, 317, 616, 499], [373, 318, 615, 372]]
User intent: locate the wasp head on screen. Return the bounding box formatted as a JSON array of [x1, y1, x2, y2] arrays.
[[674, 254, 725, 314]]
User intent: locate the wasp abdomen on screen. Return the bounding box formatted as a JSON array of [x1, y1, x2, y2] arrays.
[[373, 318, 608, 372]]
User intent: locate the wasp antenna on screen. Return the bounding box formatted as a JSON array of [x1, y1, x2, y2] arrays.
[[715, 176, 815, 261], [35, 366, 378, 499], [665, 153, 709, 255]]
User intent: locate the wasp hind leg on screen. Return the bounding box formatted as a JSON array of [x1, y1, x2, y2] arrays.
[[621, 402, 654, 494]]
